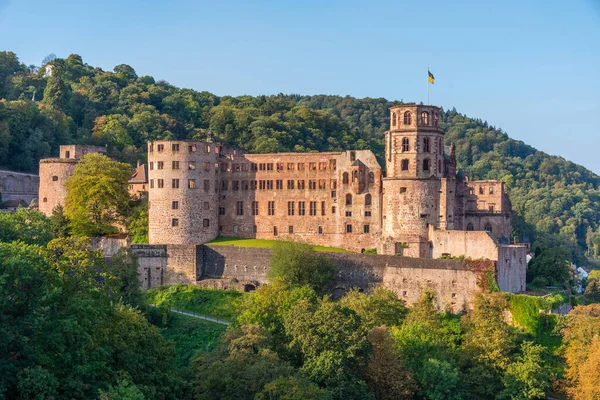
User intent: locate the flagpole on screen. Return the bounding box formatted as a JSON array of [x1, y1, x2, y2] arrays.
[[427, 66, 429, 105]]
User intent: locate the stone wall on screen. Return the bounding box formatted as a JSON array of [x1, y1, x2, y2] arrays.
[[0, 170, 39, 205], [38, 159, 77, 216], [131, 245, 167, 289]]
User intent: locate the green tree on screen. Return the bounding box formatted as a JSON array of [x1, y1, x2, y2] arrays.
[[527, 247, 571, 286], [98, 377, 145, 400], [0, 207, 52, 245], [268, 241, 335, 294], [341, 288, 408, 329], [110, 248, 145, 308], [127, 200, 149, 243], [498, 342, 551, 400], [49, 204, 71, 238], [584, 279, 600, 304], [43, 59, 70, 109], [65, 153, 132, 236], [255, 376, 330, 400]]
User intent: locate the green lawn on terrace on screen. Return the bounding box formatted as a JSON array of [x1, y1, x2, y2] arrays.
[[160, 313, 226, 367], [146, 285, 244, 320], [206, 236, 351, 253]]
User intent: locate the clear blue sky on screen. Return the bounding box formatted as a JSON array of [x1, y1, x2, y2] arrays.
[[1, 0, 599, 172]]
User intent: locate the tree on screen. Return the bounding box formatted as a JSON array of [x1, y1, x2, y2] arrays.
[[527, 247, 571, 286], [43, 59, 70, 109], [110, 248, 145, 308], [49, 204, 71, 238], [340, 288, 408, 328], [127, 200, 148, 243], [65, 153, 132, 236], [268, 241, 335, 294], [584, 279, 600, 304], [255, 376, 330, 400], [0, 207, 53, 245], [498, 342, 552, 400], [362, 327, 417, 400]]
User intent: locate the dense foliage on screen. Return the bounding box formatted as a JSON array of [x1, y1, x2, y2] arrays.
[[1, 51, 600, 259]]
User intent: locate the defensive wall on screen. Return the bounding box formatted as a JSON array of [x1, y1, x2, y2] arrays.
[[130, 244, 516, 311], [0, 170, 39, 206]]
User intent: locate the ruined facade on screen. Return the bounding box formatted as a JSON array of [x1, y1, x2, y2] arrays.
[[38, 145, 107, 216], [146, 104, 522, 280], [0, 170, 39, 210]]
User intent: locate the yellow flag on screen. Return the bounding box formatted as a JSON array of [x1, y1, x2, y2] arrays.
[[428, 70, 435, 84]]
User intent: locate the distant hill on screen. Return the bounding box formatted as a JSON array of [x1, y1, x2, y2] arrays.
[[1, 51, 598, 261]]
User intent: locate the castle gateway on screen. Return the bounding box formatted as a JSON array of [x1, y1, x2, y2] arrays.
[[146, 105, 526, 293]]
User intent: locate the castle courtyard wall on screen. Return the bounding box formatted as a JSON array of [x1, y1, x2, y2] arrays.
[[0, 170, 39, 206]]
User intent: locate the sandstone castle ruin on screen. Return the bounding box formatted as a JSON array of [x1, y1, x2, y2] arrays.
[[37, 104, 527, 309]]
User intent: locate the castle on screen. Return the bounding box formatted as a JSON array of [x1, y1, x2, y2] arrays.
[[38, 104, 527, 305]]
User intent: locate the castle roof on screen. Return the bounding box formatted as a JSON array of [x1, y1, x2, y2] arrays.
[[129, 163, 148, 184]]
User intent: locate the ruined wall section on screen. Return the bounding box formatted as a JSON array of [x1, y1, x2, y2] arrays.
[[38, 159, 77, 216], [131, 245, 167, 289], [148, 140, 220, 244], [464, 180, 512, 239], [497, 245, 527, 293], [0, 170, 39, 205], [59, 145, 106, 160]]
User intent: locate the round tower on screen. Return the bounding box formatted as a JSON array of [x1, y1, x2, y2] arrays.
[[148, 140, 220, 244], [38, 159, 77, 216]]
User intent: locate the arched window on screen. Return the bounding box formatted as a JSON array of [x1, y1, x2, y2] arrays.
[[401, 159, 409, 171], [345, 193, 352, 206], [484, 223, 493, 232], [423, 137, 430, 152], [403, 111, 411, 125], [343, 172, 349, 185], [365, 194, 372, 207], [402, 137, 409, 152], [392, 113, 397, 127], [353, 170, 359, 182], [467, 223, 474, 231], [421, 111, 430, 125], [438, 159, 442, 174], [423, 158, 430, 172]]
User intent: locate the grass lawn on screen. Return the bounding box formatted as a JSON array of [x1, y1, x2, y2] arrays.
[[161, 313, 227, 367], [206, 236, 350, 253], [146, 285, 244, 320]]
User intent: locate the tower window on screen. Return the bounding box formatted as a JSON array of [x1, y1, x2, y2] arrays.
[[268, 201, 275, 215], [403, 111, 411, 125], [363, 224, 370, 234], [52, 176, 58, 181], [172, 201, 179, 209], [236, 201, 244, 216], [203, 201, 210, 210], [172, 179, 179, 188], [421, 111, 430, 125], [401, 159, 409, 171], [203, 219, 210, 227], [171, 218, 179, 227], [423, 137, 430, 152], [273, 226, 278, 236], [402, 137, 409, 152], [345, 193, 352, 206], [157, 161, 164, 170], [343, 172, 349, 185], [423, 158, 430, 172], [489, 186, 494, 194], [252, 201, 259, 216], [346, 224, 353, 233], [172, 143, 179, 152], [479, 187, 484, 194], [288, 225, 294, 234], [365, 194, 372, 207], [172, 161, 179, 170], [392, 112, 397, 127], [188, 179, 196, 189], [189, 144, 197, 152]]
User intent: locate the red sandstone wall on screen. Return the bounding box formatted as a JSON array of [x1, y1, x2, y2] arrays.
[[38, 159, 76, 216]]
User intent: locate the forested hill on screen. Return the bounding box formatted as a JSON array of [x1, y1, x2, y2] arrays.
[[1, 51, 599, 260]]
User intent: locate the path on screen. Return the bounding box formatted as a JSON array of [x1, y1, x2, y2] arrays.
[[150, 304, 230, 326]]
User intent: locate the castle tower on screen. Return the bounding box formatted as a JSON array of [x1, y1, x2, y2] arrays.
[[38, 145, 107, 216], [380, 105, 446, 256], [147, 140, 220, 245]]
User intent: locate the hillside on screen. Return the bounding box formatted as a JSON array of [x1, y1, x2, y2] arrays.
[[1, 51, 599, 260]]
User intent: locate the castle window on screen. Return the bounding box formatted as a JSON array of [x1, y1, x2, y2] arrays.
[[232, 181, 239, 191], [288, 201, 295, 216], [331, 179, 337, 189], [484, 223, 493, 232], [188, 162, 196, 170], [203, 219, 210, 227], [157, 161, 164, 170], [365, 194, 372, 207], [392, 112, 397, 127], [330, 159, 337, 170], [172, 179, 179, 188], [252, 201, 259, 215], [310, 201, 317, 216], [172, 143, 179, 152], [43, 197, 47, 202], [489, 205, 495, 212], [253, 225, 257, 234], [188, 179, 195, 189], [309, 162, 316, 171], [321, 201, 326, 216], [233, 225, 238, 233], [221, 180, 228, 190], [400, 187, 407, 193], [469, 188, 474, 195], [332, 206, 336, 214], [298, 180, 305, 190], [277, 163, 284, 171], [204, 162, 211, 171], [401, 137, 410, 152], [150, 179, 154, 188], [203, 201, 209, 210], [267, 163, 273, 171], [467, 223, 474, 231], [268, 201, 275, 216], [365, 211, 371, 217], [250, 180, 257, 190], [297, 163, 305, 171], [489, 186, 494, 194], [205, 145, 211, 153], [345, 194, 352, 206], [403, 111, 411, 125], [287, 180, 294, 190], [52, 176, 58, 181], [276, 180, 283, 190], [149, 144, 154, 152], [319, 179, 326, 190], [318, 226, 323, 234], [421, 111, 430, 125], [350, 151, 356, 161], [242, 163, 249, 172], [368, 172, 374, 184], [65, 151, 70, 158], [298, 201, 306, 216], [479, 186, 485, 194], [172, 201, 179, 210], [204, 179, 210, 191], [439, 138, 443, 153], [423, 137, 430, 152], [346, 211, 352, 217], [157, 144, 164, 152], [236, 201, 244, 216], [289, 225, 294, 234], [172, 218, 179, 227], [364, 224, 370, 234], [438, 160, 442, 174], [401, 159, 409, 171], [346, 224, 353, 233], [308, 180, 316, 190], [172, 161, 179, 170], [219, 207, 225, 215], [251, 163, 258, 171], [343, 172, 349, 185], [423, 158, 430, 172], [189, 144, 197, 152], [273, 226, 278, 236], [157, 179, 164, 188], [319, 162, 327, 171], [434, 112, 439, 126], [353, 170, 359, 182], [331, 190, 337, 198], [287, 163, 294, 171], [149, 162, 153, 170]]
